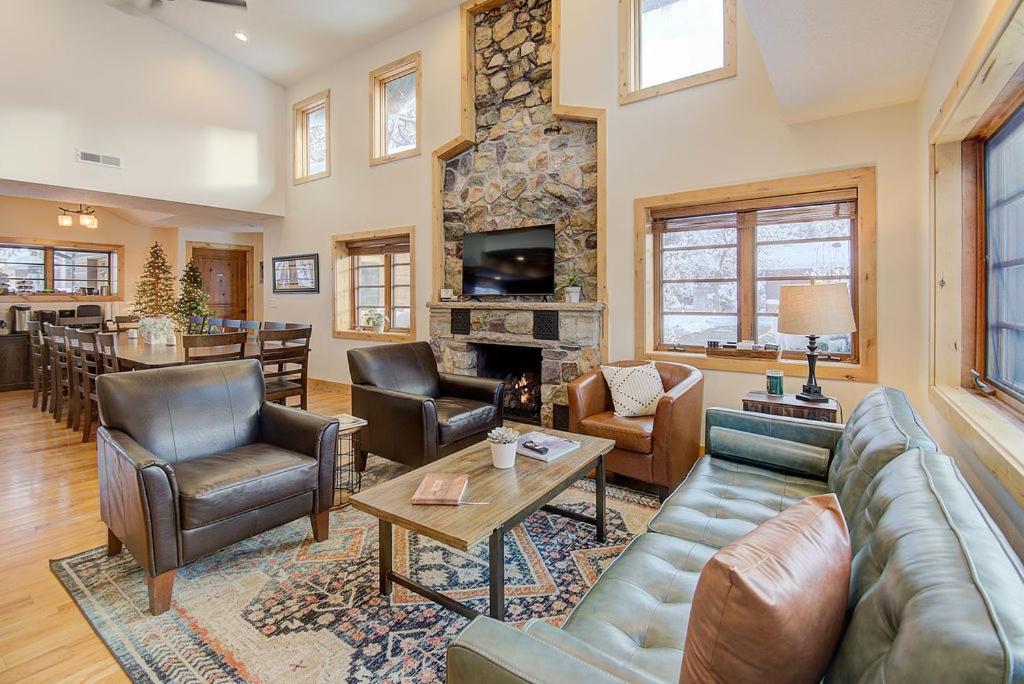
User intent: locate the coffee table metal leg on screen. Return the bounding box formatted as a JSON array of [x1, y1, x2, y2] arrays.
[[379, 519, 393, 596], [488, 527, 505, 620], [596, 455, 606, 542]]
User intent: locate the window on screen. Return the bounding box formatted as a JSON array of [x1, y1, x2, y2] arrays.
[[636, 168, 877, 382], [333, 227, 416, 341], [620, 0, 736, 105], [369, 52, 421, 165], [0, 238, 121, 300], [293, 90, 330, 183]]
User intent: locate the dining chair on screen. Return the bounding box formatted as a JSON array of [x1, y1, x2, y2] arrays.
[[114, 315, 140, 332], [221, 318, 243, 332], [96, 332, 121, 375], [205, 317, 225, 333], [239, 320, 260, 338], [27, 321, 50, 411], [182, 331, 248, 365], [258, 327, 311, 409], [67, 328, 103, 442], [186, 315, 206, 334], [44, 324, 72, 424], [262, 321, 312, 330]]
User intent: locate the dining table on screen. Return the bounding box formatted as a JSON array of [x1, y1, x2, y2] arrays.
[[112, 331, 261, 370]]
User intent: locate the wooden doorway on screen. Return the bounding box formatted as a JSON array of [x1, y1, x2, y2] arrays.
[[188, 243, 254, 320]]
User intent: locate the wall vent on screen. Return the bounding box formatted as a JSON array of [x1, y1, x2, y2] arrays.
[[76, 149, 123, 169]]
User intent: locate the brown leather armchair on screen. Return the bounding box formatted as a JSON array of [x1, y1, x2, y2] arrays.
[[347, 342, 505, 469], [96, 360, 339, 614], [568, 360, 703, 498]]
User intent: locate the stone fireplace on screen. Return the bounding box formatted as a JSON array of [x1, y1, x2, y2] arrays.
[[476, 343, 543, 423]]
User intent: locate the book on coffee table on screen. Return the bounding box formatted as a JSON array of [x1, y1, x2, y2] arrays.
[[411, 473, 469, 505], [516, 431, 581, 462]]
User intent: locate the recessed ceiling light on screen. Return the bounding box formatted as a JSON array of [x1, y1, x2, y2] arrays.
[[234, 31, 249, 42]]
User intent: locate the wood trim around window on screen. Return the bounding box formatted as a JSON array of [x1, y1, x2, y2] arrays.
[[293, 89, 331, 184], [618, 0, 737, 106], [332, 226, 416, 342], [369, 52, 422, 166], [634, 167, 877, 382], [0, 236, 125, 302]]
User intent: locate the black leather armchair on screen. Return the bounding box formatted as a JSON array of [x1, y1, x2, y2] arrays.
[[347, 342, 505, 469], [96, 359, 339, 614]]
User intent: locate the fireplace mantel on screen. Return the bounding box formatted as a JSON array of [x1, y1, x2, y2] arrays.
[[427, 301, 605, 312]]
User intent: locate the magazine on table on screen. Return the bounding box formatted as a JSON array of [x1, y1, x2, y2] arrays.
[[516, 431, 580, 462]]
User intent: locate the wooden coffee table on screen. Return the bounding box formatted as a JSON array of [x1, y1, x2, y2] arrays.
[[349, 424, 615, 621]]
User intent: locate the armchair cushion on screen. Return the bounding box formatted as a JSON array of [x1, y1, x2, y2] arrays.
[[173, 444, 318, 529], [436, 397, 498, 445], [580, 411, 654, 453], [600, 361, 665, 417]]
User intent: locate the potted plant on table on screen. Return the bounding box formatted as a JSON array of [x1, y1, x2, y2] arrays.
[[363, 310, 388, 333], [486, 426, 520, 469], [557, 269, 584, 303]]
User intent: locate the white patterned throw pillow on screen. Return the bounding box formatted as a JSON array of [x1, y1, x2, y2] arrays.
[[600, 362, 665, 417]]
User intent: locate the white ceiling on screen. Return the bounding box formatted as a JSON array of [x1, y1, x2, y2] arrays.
[[742, 0, 954, 123], [107, 0, 461, 86]]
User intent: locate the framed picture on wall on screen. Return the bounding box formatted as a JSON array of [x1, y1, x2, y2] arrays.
[[272, 254, 319, 294]]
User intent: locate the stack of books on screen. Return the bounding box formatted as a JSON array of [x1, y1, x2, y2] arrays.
[[516, 431, 581, 462]]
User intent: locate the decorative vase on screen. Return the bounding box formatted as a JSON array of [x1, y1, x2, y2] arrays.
[[564, 287, 582, 303], [490, 442, 517, 469]]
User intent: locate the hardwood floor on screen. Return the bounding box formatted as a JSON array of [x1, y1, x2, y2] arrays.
[[0, 386, 351, 683]]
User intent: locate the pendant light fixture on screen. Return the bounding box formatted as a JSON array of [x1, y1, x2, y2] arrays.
[[57, 204, 99, 230]]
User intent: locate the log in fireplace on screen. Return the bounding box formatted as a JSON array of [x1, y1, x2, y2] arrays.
[[476, 343, 542, 424]]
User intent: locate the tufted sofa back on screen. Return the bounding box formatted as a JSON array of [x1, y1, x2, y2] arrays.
[[828, 449, 1024, 682], [828, 387, 938, 522]]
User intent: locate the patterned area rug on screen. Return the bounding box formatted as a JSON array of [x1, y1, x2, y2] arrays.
[[52, 458, 658, 683]]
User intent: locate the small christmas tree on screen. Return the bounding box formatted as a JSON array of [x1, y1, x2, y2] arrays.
[[174, 258, 211, 330], [132, 242, 176, 318]]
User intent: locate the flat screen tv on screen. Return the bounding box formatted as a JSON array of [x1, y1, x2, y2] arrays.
[[462, 225, 555, 296]]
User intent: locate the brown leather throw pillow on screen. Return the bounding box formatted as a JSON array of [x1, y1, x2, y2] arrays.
[[679, 493, 851, 684]]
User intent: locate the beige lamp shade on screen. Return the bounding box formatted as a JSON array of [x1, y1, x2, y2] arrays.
[[777, 283, 856, 336]]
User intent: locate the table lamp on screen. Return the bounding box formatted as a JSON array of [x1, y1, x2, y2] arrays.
[[777, 283, 856, 403]]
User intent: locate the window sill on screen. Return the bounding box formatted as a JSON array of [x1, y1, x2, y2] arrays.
[[643, 349, 875, 383], [333, 329, 415, 343], [930, 385, 1024, 507], [619, 64, 736, 106], [293, 170, 330, 185], [0, 294, 122, 303], [370, 147, 421, 167]]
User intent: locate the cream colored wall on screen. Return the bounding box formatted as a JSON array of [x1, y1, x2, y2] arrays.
[[0, 0, 286, 216]]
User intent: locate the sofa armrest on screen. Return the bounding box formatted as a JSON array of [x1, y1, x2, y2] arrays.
[[652, 368, 704, 488], [568, 369, 611, 432], [97, 427, 180, 576], [707, 425, 831, 479], [705, 407, 843, 454], [260, 402, 340, 511], [439, 372, 505, 409], [447, 617, 633, 684], [351, 384, 440, 465]]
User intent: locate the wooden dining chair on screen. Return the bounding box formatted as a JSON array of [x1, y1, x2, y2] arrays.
[[186, 315, 206, 334], [221, 318, 243, 332], [261, 321, 312, 330], [238, 320, 260, 338], [205, 317, 225, 333], [27, 321, 50, 411], [182, 331, 248, 365], [96, 332, 121, 375], [258, 327, 311, 409], [67, 328, 103, 442], [44, 324, 73, 424], [114, 315, 140, 332]]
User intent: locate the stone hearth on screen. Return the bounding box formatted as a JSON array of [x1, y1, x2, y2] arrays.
[[429, 301, 604, 428]]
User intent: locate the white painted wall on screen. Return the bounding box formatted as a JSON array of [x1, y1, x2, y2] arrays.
[[0, 0, 286, 216]]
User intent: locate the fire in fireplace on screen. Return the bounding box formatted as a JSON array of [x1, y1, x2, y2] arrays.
[[476, 343, 542, 424]]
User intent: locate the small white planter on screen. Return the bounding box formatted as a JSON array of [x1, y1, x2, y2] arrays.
[[490, 441, 517, 469], [564, 287, 582, 304], [373, 323, 385, 334]]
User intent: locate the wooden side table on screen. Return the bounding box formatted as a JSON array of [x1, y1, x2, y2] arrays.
[[742, 391, 840, 423]]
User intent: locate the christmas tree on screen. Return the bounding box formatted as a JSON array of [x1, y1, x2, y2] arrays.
[[174, 258, 211, 330], [132, 242, 176, 318]]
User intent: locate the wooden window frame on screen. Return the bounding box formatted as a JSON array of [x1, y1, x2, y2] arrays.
[[960, 94, 1024, 420], [350, 252, 412, 333], [0, 236, 124, 302], [619, 0, 737, 106], [369, 52, 422, 166], [293, 89, 331, 184], [332, 226, 416, 342], [635, 167, 877, 382]]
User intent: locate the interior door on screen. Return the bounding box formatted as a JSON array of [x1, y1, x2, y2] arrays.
[[193, 248, 248, 320]]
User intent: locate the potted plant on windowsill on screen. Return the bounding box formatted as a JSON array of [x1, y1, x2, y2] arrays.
[[486, 426, 520, 469], [363, 310, 388, 334], [557, 269, 584, 303]]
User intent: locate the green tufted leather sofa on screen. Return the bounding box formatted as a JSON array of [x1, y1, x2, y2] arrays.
[[446, 387, 1024, 683]]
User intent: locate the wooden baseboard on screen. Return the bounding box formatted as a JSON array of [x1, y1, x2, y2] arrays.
[[310, 378, 351, 394]]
